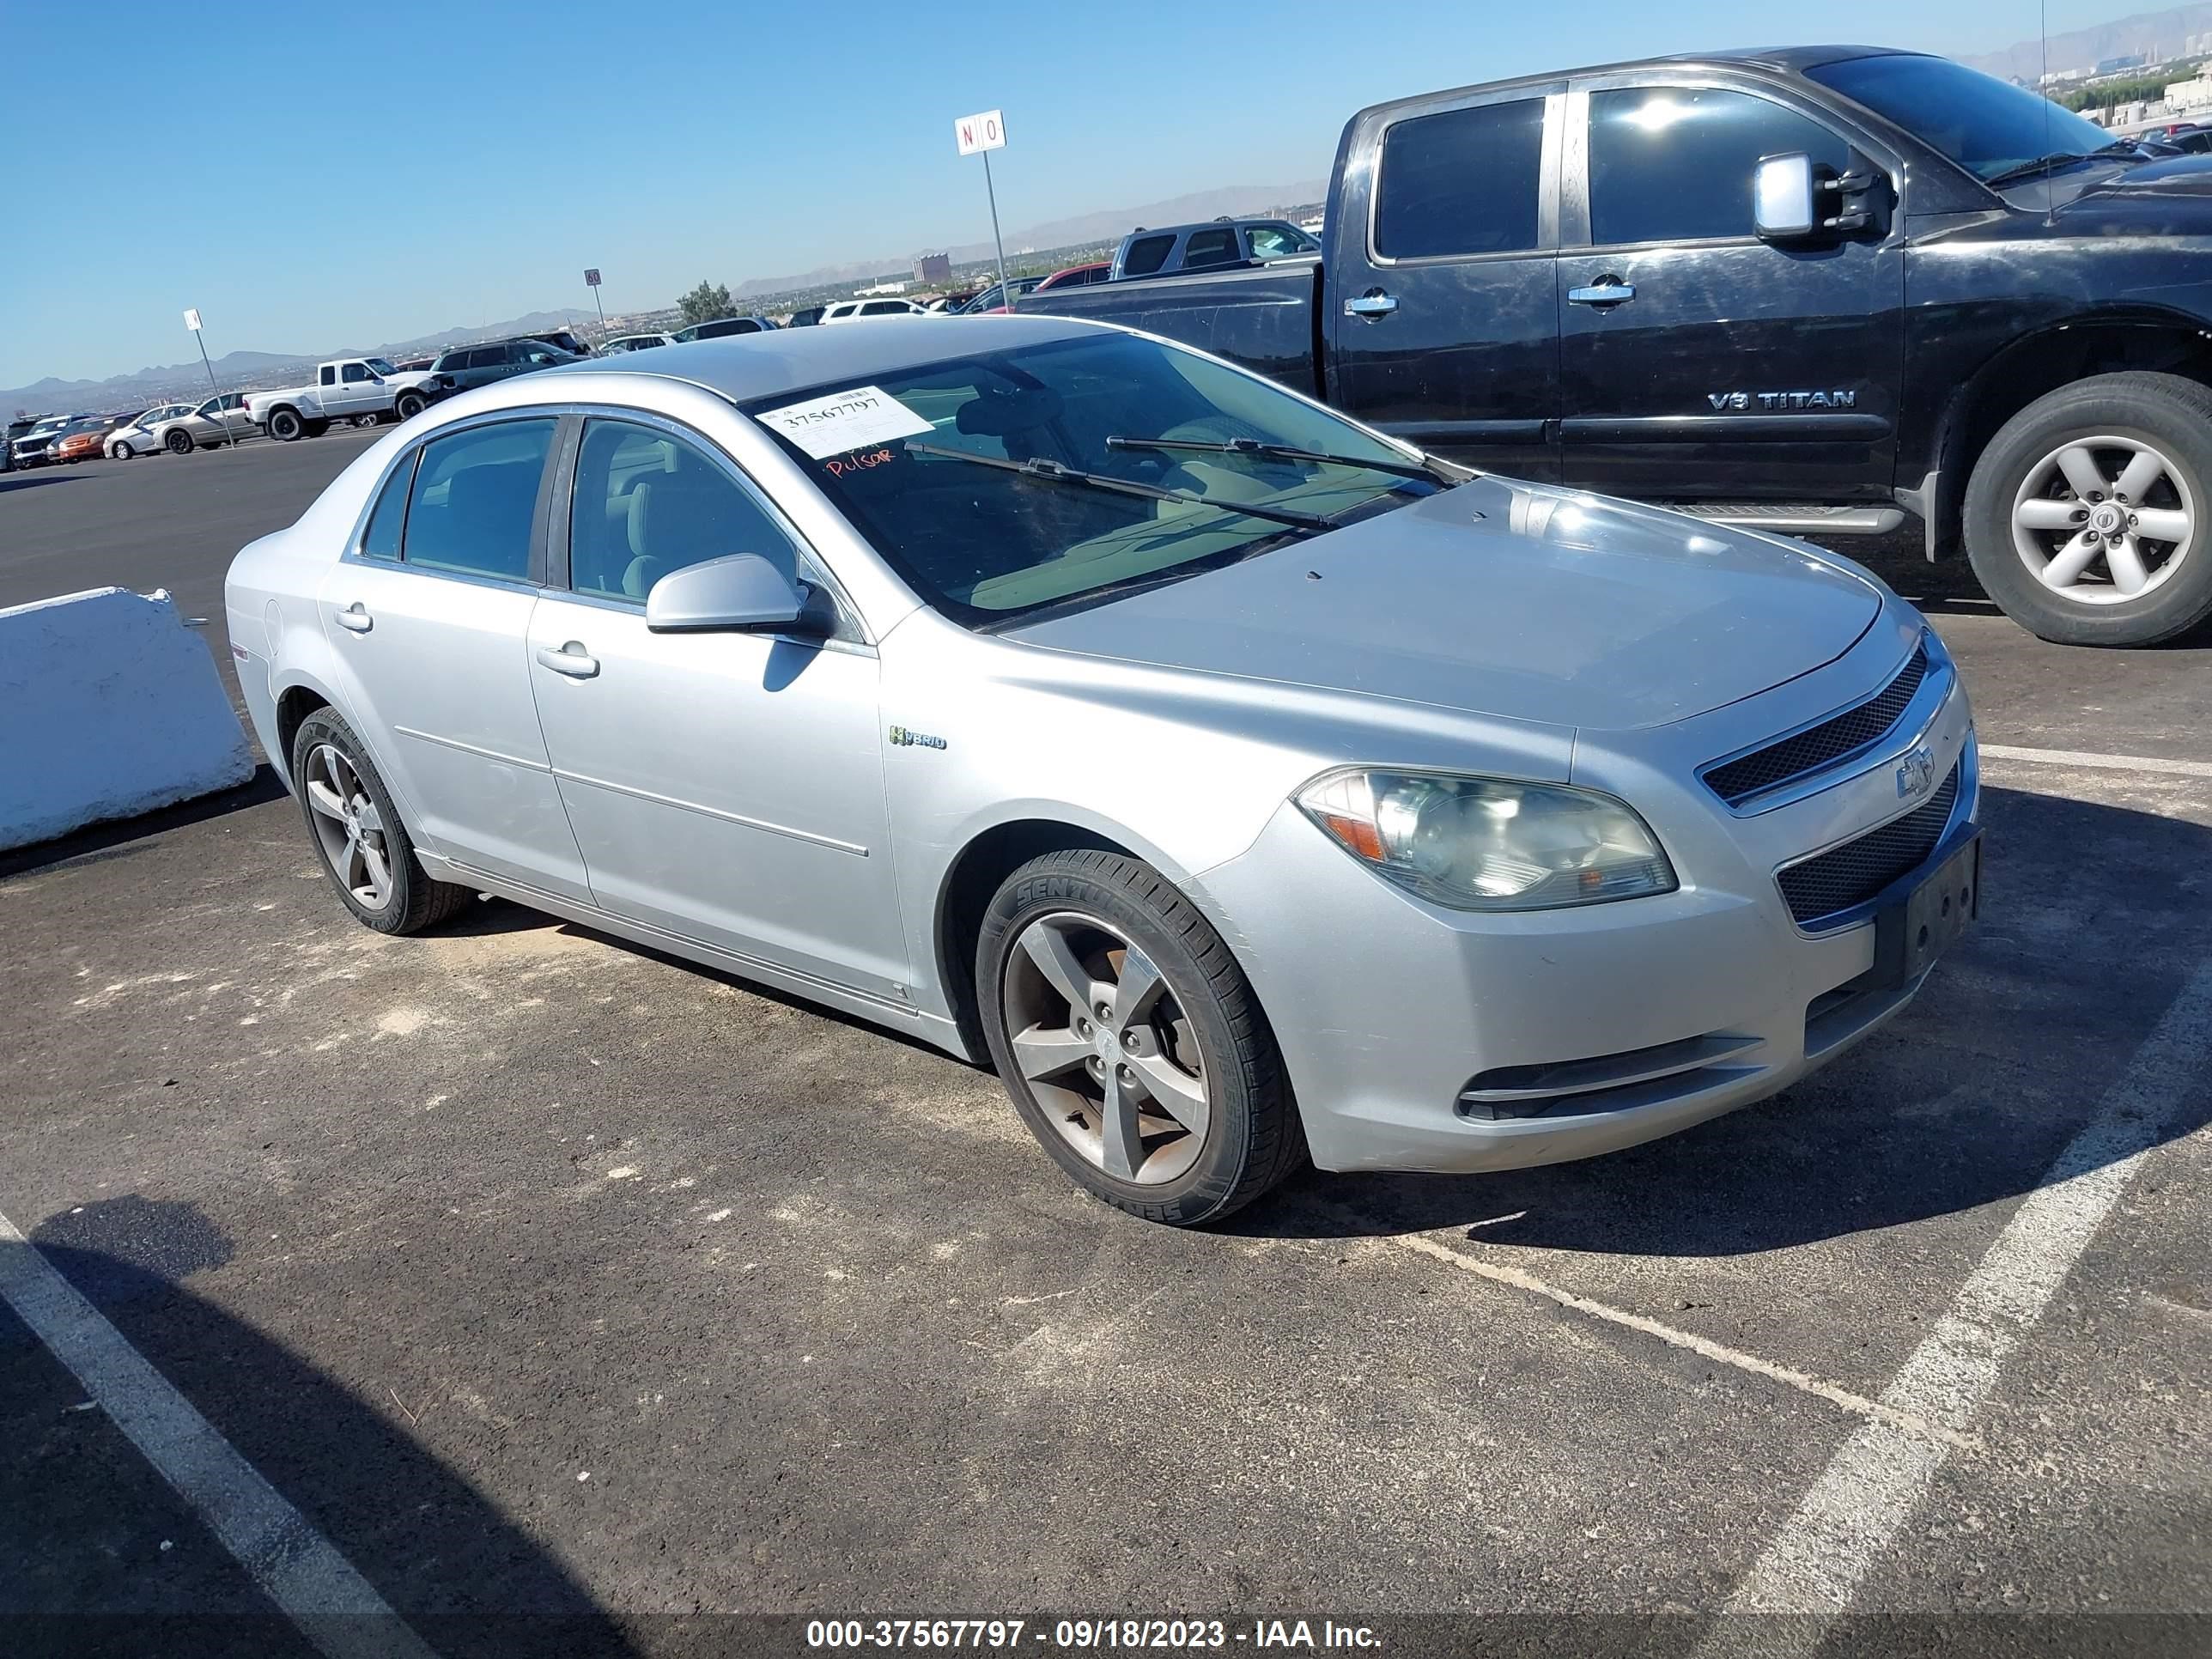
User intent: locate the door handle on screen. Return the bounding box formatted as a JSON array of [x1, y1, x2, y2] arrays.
[[1344, 290, 1399, 319], [536, 642, 599, 678], [335, 603, 373, 633], [1567, 280, 1637, 307]]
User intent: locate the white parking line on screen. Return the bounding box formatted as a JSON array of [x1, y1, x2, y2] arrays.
[[0, 1208, 439, 1659], [1694, 955, 2212, 1658], [1982, 743, 2212, 781], [1346, 1219, 1978, 1451]]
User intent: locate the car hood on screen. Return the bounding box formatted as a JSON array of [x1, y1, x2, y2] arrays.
[[2044, 153, 2212, 221], [1005, 478, 1883, 732]]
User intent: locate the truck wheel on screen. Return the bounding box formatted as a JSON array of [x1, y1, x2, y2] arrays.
[[976, 848, 1305, 1225], [394, 391, 426, 421], [268, 408, 304, 442], [165, 428, 196, 454], [1964, 373, 2212, 646]]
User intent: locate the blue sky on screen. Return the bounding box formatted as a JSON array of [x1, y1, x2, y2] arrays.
[[0, 0, 2124, 390]]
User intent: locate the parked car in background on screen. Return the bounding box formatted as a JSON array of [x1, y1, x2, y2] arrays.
[[600, 332, 677, 354], [392, 357, 437, 373], [1109, 219, 1320, 280], [429, 338, 582, 397], [107, 403, 197, 458], [1032, 262, 1112, 293], [52, 416, 124, 464], [1030, 46, 2212, 646], [821, 298, 928, 323], [149, 392, 257, 453], [227, 316, 1979, 1226], [672, 316, 779, 342], [247, 358, 447, 441], [783, 306, 828, 328], [921, 292, 980, 313], [516, 328, 595, 357], [955, 276, 1047, 314], [9, 414, 86, 468]]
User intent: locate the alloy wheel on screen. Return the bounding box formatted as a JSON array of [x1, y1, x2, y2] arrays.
[[303, 743, 392, 909], [1000, 912, 1210, 1184], [2011, 434, 2196, 605]]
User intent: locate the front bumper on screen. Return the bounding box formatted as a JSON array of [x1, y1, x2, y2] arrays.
[[1196, 616, 1977, 1176]]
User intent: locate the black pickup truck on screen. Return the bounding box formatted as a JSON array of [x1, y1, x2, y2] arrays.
[[1027, 46, 2212, 646]]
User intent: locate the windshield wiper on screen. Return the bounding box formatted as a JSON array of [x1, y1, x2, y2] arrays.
[[903, 442, 1336, 532], [1104, 433, 1454, 483], [1983, 143, 2136, 188]]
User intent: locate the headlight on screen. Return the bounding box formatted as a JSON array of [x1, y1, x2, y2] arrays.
[[1295, 769, 1676, 912]]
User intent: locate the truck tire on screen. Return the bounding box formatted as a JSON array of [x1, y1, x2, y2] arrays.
[[394, 391, 426, 422], [1963, 372, 2212, 646], [268, 408, 304, 442]]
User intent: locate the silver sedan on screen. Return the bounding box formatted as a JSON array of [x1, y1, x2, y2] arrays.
[[225, 318, 1980, 1224]]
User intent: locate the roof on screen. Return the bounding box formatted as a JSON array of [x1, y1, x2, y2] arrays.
[[551, 315, 1099, 404], [1353, 45, 1910, 118]]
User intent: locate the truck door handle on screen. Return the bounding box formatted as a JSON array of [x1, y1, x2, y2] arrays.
[[335, 603, 373, 633], [1344, 290, 1399, 319], [536, 642, 599, 678], [1567, 280, 1637, 307]]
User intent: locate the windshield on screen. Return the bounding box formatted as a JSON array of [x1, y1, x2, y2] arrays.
[[745, 331, 1439, 627], [364, 358, 399, 376], [1806, 52, 2118, 184]]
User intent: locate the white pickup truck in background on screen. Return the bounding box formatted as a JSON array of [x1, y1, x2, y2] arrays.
[[246, 357, 445, 441]]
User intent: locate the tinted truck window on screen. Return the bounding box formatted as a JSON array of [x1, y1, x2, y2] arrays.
[[1589, 86, 1849, 246], [1374, 99, 1545, 259], [1121, 234, 1175, 276]]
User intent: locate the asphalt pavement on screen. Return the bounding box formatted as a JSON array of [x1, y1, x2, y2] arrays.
[[0, 439, 2206, 1657]]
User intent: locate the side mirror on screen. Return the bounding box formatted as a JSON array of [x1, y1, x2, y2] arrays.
[[646, 552, 811, 634], [1753, 152, 1819, 241]]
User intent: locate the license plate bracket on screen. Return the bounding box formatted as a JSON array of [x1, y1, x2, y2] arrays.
[[1870, 834, 1981, 992]]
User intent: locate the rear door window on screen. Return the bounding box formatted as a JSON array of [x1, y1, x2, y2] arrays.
[[400, 419, 556, 581], [1181, 228, 1238, 268], [1374, 97, 1547, 258]]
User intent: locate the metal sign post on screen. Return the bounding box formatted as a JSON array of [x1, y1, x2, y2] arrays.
[[584, 268, 605, 337], [953, 110, 1014, 312], [183, 308, 222, 406]]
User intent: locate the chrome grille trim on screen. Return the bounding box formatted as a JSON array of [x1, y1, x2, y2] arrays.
[[1702, 639, 1931, 811]]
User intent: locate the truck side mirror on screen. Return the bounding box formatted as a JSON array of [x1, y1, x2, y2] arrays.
[[1753, 153, 1819, 241]]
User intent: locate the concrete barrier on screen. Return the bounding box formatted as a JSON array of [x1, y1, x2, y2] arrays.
[[0, 586, 257, 853]]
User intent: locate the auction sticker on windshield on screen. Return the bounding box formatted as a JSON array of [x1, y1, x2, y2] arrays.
[[755, 386, 934, 459]]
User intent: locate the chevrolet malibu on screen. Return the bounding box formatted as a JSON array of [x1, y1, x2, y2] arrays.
[[226, 318, 1980, 1225]]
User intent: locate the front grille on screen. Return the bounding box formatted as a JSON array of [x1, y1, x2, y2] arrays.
[[1777, 761, 1960, 925], [1705, 643, 1929, 807]]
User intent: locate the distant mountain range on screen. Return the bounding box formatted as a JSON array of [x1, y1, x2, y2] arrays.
[[1960, 3, 2212, 82], [3, 181, 1325, 413]]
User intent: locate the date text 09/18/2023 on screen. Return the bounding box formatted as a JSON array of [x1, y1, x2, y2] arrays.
[[803, 1617, 1382, 1649]]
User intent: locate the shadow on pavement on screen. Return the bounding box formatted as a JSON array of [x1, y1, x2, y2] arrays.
[[3, 1196, 637, 1658], [0, 769, 289, 883], [1241, 783, 2212, 1255]]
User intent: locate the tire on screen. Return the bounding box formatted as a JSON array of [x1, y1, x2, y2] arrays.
[[1962, 372, 2212, 646], [352, 413, 381, 429], [110, 441, 132, 460], [164, 428, 195, 454], [290, 708, 476, 936], [394, 391, 426, 422], [976, 849, 1304, 1225], [267, 408, 304, 442]]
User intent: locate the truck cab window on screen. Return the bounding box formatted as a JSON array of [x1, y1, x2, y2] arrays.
[[1374, 98, 1545, 258], [342, 363, 373, 383], [1588, 86, 1850, 246]]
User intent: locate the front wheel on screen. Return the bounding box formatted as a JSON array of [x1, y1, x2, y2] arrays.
[[976, 849, 1304, 1225], [1963, 372, 2212, 646], [291, 708, 476, 935], [393, 391, 426, 422], [267, 408, 304, 442], [109, 441, 132, 459]]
